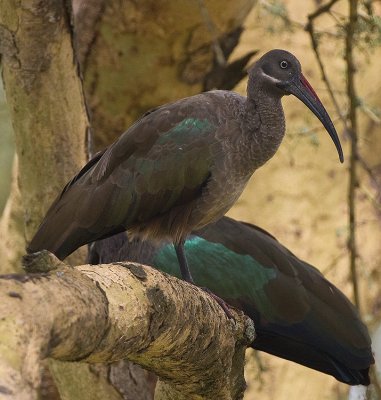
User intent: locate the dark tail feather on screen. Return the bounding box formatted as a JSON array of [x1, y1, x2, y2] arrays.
[[253, 331, 370, 386]]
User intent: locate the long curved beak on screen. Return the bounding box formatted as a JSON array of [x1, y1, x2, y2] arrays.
[[279, 74, 344, 163]]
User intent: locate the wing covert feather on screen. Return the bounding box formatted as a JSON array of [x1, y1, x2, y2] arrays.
[[28, 96, 221, 256]]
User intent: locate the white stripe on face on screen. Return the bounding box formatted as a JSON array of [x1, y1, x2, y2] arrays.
[[260, 69, 281, 84]]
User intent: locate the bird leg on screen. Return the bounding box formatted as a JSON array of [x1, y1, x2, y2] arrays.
[[175, 240, 233, 319], [175, 240, 194, 284]]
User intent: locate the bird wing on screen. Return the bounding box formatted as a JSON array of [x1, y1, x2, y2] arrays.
[[28, 96, 220, 258], [192, 217, 373, 383]]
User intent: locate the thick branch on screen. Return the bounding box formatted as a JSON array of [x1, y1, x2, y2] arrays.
[[0, 254, 254, 400]]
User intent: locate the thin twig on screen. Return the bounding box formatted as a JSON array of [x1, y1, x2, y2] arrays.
[[359, 186, 381, 213], [260, 0, 341, 37], [308, 0, 340, 20], [305, 17, 381, 202], [305, 3, 348, 128], [288, 115, 343, 137], [346, 0, 360, 309], [358, 156, 380, 189], [321, 251, 347, 275]]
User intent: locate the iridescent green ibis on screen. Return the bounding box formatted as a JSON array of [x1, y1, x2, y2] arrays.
[[88, 216, 373, 386], [27, 49, 344, 298]]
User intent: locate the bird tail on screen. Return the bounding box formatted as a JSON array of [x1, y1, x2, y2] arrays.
[[253, 330, 371, 386], [27, 216, 90, 260]]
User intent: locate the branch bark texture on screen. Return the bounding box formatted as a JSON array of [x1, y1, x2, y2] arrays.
[[0, 157, 24, 273], [0, 254, 254, 400]]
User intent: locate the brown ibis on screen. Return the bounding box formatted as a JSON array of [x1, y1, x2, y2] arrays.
[[88, 216, 373, 386], [27, 49, 344, 300]]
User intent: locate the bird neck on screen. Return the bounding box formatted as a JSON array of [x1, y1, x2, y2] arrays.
[[244, 78, 286, 169]]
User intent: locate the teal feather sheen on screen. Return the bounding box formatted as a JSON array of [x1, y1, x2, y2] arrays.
[[158, 118, 213, 145], [154, 236, 277, 315]]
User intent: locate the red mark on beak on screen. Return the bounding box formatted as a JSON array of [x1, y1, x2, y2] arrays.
[[300, 73, 320, 103]]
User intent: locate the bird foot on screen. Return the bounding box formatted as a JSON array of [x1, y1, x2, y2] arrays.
[[200, 286, 234, 320], [22, 250, 66, 273]]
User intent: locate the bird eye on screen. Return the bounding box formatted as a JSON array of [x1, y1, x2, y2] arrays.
[[280, 60, 288, 69]]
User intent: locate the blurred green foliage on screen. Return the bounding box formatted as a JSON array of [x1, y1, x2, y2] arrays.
[[0, 74, 14, 214], [259, 0, 294, 33]]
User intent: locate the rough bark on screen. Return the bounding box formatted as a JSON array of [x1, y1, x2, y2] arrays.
[[48, 362, 128, 400], [0, 0, 89, 257], [0, 252, 254, 400], [74, 0, 256, 150], [49, 361, 156, 400], [0, 1, 94, 397], [0, 157, 24, 273]]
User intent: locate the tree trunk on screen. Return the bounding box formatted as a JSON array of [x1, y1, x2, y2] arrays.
[[0, 157, 24, 273], [0, 0, 90, 267]]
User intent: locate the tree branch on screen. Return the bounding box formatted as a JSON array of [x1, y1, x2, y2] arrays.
[[345, 0, 360, 309], [304, 0, 363, 310], [307, 0, 340, 20], [0, 253, 254, 400], [305, 1, 347, 126]]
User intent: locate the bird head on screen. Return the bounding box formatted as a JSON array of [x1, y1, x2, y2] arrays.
[[250, 49, 344, 163]]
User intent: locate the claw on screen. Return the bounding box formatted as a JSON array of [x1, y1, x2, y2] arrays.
[[200, 286, 235, 320]]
